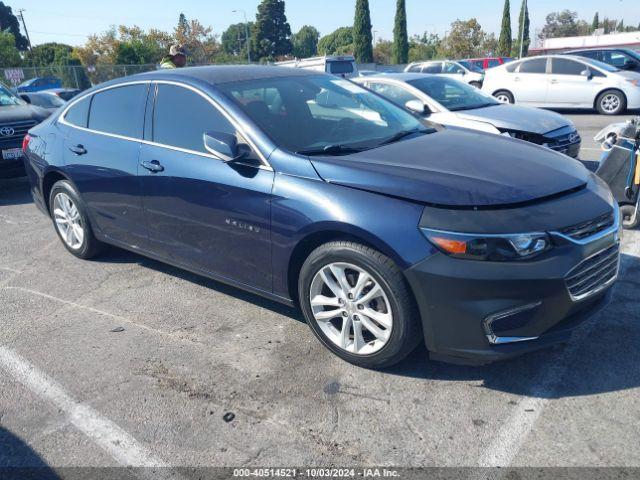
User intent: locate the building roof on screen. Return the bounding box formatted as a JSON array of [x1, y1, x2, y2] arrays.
[[531, 31, 640, 53]]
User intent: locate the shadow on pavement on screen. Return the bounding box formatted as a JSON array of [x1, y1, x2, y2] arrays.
[[0, 427, 60, 479], [0, 178, 33, 207]]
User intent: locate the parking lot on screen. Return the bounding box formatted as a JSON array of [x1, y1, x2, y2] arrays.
[[1, 112, 639, 471]]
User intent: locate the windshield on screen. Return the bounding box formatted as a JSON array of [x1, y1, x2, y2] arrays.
[[220, 75, 429, 154], [407, 76, 499, 111], [458, 60, 484, 73], [582, 57, 620, 73], [0, 85, 24, 106]]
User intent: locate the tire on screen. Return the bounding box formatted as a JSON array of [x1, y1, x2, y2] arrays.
[[298, 241, 422, 369], [469, 81, 482, 89], [621, 204, 639, 229], [494, 90, 514, 104], [596, 90, 627, 115], [49, 180, 103, 259]]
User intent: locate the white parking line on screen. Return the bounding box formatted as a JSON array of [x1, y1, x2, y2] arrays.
[[0, 346, 168, 467]]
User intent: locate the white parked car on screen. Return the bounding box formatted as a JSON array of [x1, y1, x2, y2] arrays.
[[482, 54, 640, 115], [275, 55, 359, 79], [404, 60, 485, 88], [355, 73, 582, 157]]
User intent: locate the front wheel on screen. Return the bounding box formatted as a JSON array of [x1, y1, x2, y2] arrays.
[[596, 90, 627, 115], [298, 241, 422, 369], [493, 90, 514, 104]]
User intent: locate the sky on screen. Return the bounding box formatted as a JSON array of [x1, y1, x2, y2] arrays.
[[13, 0, 640, 48]]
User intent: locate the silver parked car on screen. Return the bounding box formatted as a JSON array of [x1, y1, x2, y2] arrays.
[[482, 54, 640, 115], [356, 73, 582, 157], [404, 60, 485, 88]]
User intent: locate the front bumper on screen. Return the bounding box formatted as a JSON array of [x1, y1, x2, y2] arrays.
[[405, 217, 620, 365]]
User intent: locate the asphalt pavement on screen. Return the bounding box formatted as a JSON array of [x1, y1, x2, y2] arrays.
[[1, 112, 639, 473]]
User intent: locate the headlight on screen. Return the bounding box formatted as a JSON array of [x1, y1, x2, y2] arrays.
[[421, 229, 551, 261]]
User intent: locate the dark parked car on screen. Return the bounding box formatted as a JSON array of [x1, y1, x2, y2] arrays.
[[23, 66, 620, 367], [0, 84, 50, 178], [19, 91, 67, 112], [565, 48, 640, 73], [15, 76, 63, 93]]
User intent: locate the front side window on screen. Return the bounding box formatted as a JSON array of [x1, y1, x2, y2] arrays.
[[153, 84, 235, 153], [407, 65, 422, 73], [219, 75, 428, 154], [458, 61, 483, 73], [367, 82, 421, 107], [551, 58, 586, 75], [518, 58, 547, 74], [443, 62, 465, 74], [602, 51, 630, 68], [88, 84, 148, 138], [422, 62, 442, 74], [408, 76, 498, 111]]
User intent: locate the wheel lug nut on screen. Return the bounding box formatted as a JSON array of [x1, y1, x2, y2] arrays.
[[357, 304, 364, 310], [342, 311, 348, 317], [348, 293, 354, 300]]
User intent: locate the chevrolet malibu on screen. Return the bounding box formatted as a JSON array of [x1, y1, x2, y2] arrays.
[[23, 66, 621, 368]]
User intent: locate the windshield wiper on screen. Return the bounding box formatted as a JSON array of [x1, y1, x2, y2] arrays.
[[378, 128, 431, 147], [296, 144, 367, 156]]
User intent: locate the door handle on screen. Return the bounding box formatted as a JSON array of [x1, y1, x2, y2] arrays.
[[68, 144, 87, 155], [141, 160, 164, 173], [550, 79, 559, 84]]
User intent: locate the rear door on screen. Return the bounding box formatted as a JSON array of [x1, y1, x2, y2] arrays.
[[61, 83, 149, 248], [547, 58, 604, 107], [139, 82, 274, 291], [511, 57, 549, 104]]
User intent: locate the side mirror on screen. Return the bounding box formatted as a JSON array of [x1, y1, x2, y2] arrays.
[[203, 132, 247, 162], [405, 100, 431, 115], [460, 70, 466, 75], [581, 69, 593, 80]]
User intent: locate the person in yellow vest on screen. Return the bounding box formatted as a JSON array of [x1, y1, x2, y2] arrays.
[[160, 45, 187, 69]]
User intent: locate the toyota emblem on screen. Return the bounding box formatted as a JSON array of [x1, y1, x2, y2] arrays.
[[569, 133, 579, 143], [0, 127, 15, 137]]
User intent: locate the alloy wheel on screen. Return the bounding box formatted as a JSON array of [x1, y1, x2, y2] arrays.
[[309, 262, 393, 355], [495, 94, 511, 104], [601, 94, 620, 114], [53, 192, 84, 250]]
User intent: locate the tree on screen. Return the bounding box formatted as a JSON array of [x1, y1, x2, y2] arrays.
[[0, 2, 28, 50], [353, 0, 374, 63], [177, 13, 190, 40], [222, 22, 254, 58], [374, 40, 393, 64], [592, 12, 600, 32], [540, 10, 590, 39], [173, 18, 220, 64], [497, 0, 512, 57], [251, 0, 292, 61], [392, 0, 408, 64], [318, 27, 354, 55], [408, 32, 441, 62], [0, 31, 21, 67], [23, 42, 90, 89], [292, 25, 319, 58], [618, 20, 624, 32], [512, 0, 530, 58], [438, 19, 489, 58]]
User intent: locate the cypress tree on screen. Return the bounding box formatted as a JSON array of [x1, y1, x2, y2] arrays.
[[497, 0, 512, 57], [513, 0, 530, 58], [353, 0, 374, 63], [251, 0, 292, 61], [392, 0, 408, 64], [592, 12, 599, 32]]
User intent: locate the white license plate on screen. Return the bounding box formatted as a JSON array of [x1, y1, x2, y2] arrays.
[[2, 148, 23, 160]]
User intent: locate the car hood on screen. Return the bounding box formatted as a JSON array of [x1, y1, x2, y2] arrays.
[[456, 104, 571, 135], [309, 128, 590, 208], [0, 104, 51, 123]]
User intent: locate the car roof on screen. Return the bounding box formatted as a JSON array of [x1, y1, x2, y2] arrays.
[[135, 65, 318, 85], [358, 72, 427, 82]]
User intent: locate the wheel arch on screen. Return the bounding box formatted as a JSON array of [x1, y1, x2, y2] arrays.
[[593, 88, 627, 110], [42, 168, 72, 214], [492, 89, 514, 101], [286, 224, 408, 305]]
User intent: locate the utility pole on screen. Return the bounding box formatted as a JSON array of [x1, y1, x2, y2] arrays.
[[519, 0, 527, 59], [17, 9, 32, 51], [232, 9, 251, 64]]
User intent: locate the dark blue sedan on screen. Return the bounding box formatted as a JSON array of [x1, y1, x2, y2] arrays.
[[23, 66, 620, 367]]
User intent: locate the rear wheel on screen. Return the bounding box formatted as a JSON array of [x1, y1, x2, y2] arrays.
[[494, 90, 514, 104], [49, 180, 103, 259], [298, 241, 422, 369], [596, 90, 626, 115], [469, 81, 483, 89]]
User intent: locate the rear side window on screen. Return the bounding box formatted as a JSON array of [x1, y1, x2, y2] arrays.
[[407, 65, 422, 73], [64, 95, 91, 128], [153, 84, 235, 153], [552, 58, 586, 75], [505, 61, 519, 72], [518, 58, 547, 73], [328, 61, 354, 74], [422, 62, 442, 73], [88, 84, 148, 139]]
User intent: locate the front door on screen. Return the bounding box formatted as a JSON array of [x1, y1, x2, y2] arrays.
[[546, 58, 604, 107], [139, 83, 274, 292]]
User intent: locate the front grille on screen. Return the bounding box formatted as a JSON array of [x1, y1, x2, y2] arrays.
[[0, 120, 36, 149], [565, 244, 619, 301], [561, 212, 615, 241]]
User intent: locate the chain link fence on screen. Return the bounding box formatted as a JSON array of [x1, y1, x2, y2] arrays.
[[1, 64, 158, 91]]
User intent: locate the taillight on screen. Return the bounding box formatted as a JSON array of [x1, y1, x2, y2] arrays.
[[22, 134, 31, 152]]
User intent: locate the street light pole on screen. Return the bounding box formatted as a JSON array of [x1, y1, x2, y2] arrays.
[[519, 0, 527, 58], [233, 9, 251, 64], [17, 9, 32, 51]]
